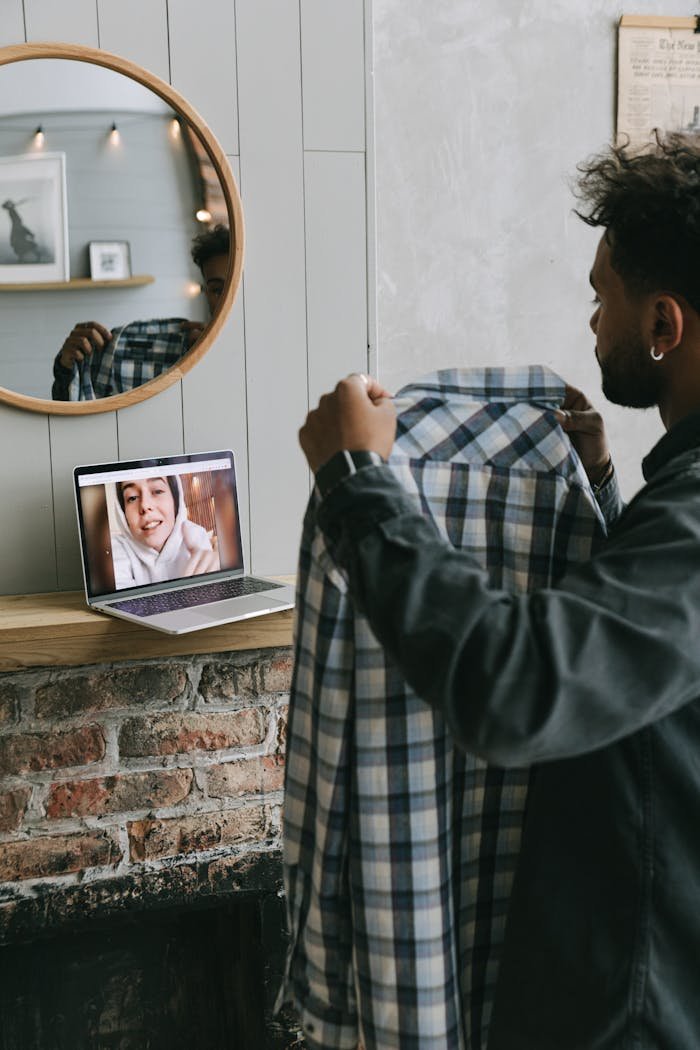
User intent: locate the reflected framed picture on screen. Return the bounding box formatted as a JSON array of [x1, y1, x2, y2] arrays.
[[89, 240, 132, 281], [0, 151, 69, 284]]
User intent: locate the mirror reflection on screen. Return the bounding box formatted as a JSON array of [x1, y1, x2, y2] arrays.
[[0, 57, 231, 402]]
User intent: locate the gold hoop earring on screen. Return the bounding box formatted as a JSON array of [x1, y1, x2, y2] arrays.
[[650, 346, 664, 362]]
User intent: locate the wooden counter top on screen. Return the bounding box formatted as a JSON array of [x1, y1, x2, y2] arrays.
[[0, 590, 294, 671]]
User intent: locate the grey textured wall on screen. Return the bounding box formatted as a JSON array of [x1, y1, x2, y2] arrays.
[[372, 0, 683, 499]]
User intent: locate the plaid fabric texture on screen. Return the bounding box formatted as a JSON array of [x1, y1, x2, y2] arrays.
[[281, 366, 607, 1050], [69, 317, 189, 400]]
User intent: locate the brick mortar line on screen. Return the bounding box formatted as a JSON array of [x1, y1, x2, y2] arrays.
[[0, 845, 285, 895], [0, 792, 285, 840], [0, 693, 289, 734], [0, 840, 285, 901], [0, 646, 292, 684], [0, 705, 285, 759], [0, 744, 285, 792]]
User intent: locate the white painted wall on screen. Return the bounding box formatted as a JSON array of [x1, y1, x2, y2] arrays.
[[0, 58, 171, 112], [372, 0, 684, 500]]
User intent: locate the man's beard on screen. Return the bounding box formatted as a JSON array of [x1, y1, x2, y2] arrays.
[[597, 336, 664, 409]]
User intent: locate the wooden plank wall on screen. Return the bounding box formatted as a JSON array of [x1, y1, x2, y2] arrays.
[[0, 0, 370, 594]]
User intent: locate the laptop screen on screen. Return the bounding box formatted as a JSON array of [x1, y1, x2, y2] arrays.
[[74, 451, 244, 599]]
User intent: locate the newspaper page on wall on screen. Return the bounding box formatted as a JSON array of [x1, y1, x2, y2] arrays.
[[618, 15, 700, 147]]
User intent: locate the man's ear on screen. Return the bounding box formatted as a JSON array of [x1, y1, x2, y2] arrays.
[[651, 294, 684, 354]]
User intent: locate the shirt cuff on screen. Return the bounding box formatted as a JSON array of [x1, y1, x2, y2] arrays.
[[275, 981, 359, 1050], [315, 449, 386, 500], [594, 469, 624, 530], [53, 353, 75, 377]]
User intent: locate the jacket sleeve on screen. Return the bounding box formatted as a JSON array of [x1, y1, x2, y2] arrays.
[[316, 462, 700, 767], [52, 353, 74, 400]]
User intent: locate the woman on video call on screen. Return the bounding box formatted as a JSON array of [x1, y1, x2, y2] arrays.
[[111, 474, 219, 589]]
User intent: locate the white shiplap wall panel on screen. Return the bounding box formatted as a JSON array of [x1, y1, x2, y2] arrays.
[[97, 0, 170, 81], [305, 152, 368, 407], [167, 0, 239, 156], [182, 304, 250, 567], [182, 155, 249, 565], [236, 0, 309, 575], [116, 382, 184, 462], [0, 0, 25, 45], [301, 0, 365, 151], [49, 412, 119, 590], [0, 409, 55, 593], [23, 0, 99, 46]]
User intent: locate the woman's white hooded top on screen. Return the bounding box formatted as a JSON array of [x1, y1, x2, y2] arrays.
[[111, 475, 214, 589]]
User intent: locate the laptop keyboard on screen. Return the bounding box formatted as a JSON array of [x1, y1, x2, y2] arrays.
[[110, 576, 283, 616]]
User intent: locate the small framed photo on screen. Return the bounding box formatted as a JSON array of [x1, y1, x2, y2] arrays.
[[0, 152, 69, 283], [89, 240, 131, 281]]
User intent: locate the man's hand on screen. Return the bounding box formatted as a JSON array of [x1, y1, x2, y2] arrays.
[[299, 374, 396, 472], [59, 322, 113, 369], [181, 522, 219, 576], [555, 384, 611, 485], [180, 320, 206, 349]]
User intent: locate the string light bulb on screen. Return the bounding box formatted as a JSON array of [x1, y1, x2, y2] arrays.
[[186, 280, 203, 298], [108, 121, 121, 146], [195, 208, 212, 223], [169, 118, 181, 140], [33, 125, 45, 149]]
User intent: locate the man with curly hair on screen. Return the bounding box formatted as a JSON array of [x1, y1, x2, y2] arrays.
[[298, 134, 700, 1049]]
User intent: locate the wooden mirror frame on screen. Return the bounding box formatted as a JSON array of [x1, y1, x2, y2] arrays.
[[0, 42, 244, 415]]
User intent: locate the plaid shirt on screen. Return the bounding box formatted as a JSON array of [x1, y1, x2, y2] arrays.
[[52, 318, 189, 400], [281, 366, 609, 1050]]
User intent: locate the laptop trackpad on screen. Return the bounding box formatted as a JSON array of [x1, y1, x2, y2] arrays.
[[188, 595, 290, 622]]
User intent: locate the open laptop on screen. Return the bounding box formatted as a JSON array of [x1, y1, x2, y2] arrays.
[[74, 450, 295, 634]]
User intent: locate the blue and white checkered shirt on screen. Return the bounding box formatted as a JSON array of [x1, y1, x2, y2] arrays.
[[281, 366, 610, 1050], [52, 318, 189, 400]]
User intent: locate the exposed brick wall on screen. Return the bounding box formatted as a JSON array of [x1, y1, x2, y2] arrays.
[[0, 647, 291, 894], [46, 769, 194, 819], [0, 725, 106, 775], [0, 830, 121, 882], [0, 685, 20, 727], [0, 787, 31, 833]]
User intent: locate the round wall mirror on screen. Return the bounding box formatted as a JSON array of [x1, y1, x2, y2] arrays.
[[0, 43, 244, 414]]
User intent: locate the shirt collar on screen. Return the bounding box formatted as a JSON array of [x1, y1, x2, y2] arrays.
[[642, 408, 700, 480], [394, 365, 566, 405]]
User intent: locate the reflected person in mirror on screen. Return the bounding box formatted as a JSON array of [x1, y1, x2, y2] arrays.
[[51, 224, 230, 400]]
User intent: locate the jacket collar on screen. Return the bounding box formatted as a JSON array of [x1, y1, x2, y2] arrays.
[[642, 409, 700, 480]]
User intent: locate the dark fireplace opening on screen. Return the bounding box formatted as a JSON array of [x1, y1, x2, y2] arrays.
[[0, 896, 285, 1050]]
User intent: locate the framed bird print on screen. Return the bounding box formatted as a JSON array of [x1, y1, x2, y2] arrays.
[[0, 152, 68, 283]]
